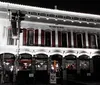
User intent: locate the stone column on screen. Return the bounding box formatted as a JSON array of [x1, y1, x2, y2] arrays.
[[38, 29, 41, 46], [55, 29, 58, 47], [71, 30, 74, 47], [85, 32, 89, 48]]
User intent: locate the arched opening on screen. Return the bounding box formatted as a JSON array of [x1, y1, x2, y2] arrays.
[[78, 55, 90, 80], [92, 55, 100, 81], [64, 55, 77, 80], [0, 53, 15, 83], [18, 53, 32, 71], [50, 54, 63, 84], [16, 53, 33, 85], [34, 53, 48, 84]]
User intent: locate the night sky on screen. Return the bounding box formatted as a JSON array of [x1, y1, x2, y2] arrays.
[[0, 0, 100, 15]]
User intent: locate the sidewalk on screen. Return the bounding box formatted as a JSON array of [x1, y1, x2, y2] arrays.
[[68, 80, 100, 85]]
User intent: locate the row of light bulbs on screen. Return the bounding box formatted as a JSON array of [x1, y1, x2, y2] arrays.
[[26, 14, 97, 25], [7, 10, 97, 25]]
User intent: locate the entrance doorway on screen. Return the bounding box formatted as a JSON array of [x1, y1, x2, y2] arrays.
[[0, 53, 15, 83], [93, 55, 100, 81], [34, 54, 48, 84], [79, 55, 90, 81], [64, 55, 77, 80], [50, 54, 62, 84], [16, 53, 33, 85]]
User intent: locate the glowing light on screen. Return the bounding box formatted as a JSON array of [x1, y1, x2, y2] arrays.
[[28, 15, 31, 18], [87, 22, 89, 24], [7, 12, 10, 15], [94, 23, 96, 25], [37, 17, 40, 19], [63, 20, 66, 22], [46, 18, 49, 20], [79, 21, 82, 23], [6, 62, 9, 65], [55, 18, 57, 21], [71, 21, 74, 23]]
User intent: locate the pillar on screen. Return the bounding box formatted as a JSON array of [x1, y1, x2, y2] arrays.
[[62, 58, 67, 80], [48, 56, 51, 73], [55, 29, 58, 47], [38, 29, 41, 45], [71, 30, 74, 47], [90, 58, 93, 73], [85, 32, 89, 48], [77, 58, 80, 74]]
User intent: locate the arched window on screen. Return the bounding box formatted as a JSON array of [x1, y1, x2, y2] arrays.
[[73, 32, 83, 48], [88, 33, 97, 48]]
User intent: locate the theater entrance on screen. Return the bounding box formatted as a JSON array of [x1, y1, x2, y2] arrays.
[[0, 53, 15, 83], [50, 54, 62, 84], [34, 54, 48, 84]]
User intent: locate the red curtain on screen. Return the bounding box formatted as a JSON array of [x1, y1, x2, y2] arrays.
[[35, 29, 38, 46], [41, 30, 45, 46], [52, 31, 55, 47], [58, 31, 62, 47], [23, 29, 27, 45]]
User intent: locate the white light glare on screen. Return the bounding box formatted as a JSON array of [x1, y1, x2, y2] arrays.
[[7, 12, 10, 15], [71, 21, 74, 23], [28, 15, 31, 18], [37, 17, 40, 19], [55, 18, 58, 21], [79, 21, 82, 23], [94, 23, 96, 25], [63, 20, 66, 22], [46, 18, 49, 20], [87, 22, 89, 24]]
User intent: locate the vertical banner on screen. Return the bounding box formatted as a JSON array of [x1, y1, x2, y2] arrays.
[[35, 29, 38, 46], [53, 60, 56, 71], [41, 30, 45, 46], [52, 31, 55, 47]]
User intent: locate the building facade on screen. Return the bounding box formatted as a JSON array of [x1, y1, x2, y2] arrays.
[[0, 1, 100, 84]]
